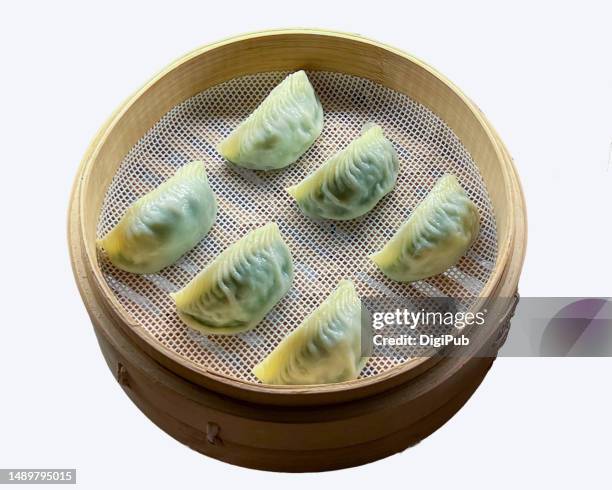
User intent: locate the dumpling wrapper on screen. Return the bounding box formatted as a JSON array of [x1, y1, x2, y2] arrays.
[[370, 174, 480, 283], [217, 70, 323, 170], [171, 223, 293, 335], [253, 280, 367, 385], [97, 161, 217, 274], [287, 124, 399, 220]]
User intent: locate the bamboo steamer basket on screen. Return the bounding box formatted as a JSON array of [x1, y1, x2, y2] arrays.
[[68, 30, 527, 472]]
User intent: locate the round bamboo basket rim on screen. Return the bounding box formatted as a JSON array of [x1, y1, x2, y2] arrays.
[[71, 29, 525, 402]]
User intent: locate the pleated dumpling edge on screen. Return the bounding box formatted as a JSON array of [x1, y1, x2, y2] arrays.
[[253, 279, 367, 385], [171, 223, 294, 335], [286, 123, 399, 220], [97, 160, 217, 274], [217, 70, 324, 171], [370, 174, 480, 283]]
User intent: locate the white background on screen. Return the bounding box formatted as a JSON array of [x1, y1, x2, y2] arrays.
[[1, 0, 611, 488]]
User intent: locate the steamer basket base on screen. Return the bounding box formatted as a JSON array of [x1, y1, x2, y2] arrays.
[[93, 305, 496, 472], [69, 140, 522, 473]]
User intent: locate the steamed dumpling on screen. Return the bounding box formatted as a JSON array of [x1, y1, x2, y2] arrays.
[[252, 280, 366, 385], [217, 70, 323, 170], [97, 161, 217, 274], [370, 174, 480, 283], [287, 124, 398, 220], [171, 223, 293, 335]]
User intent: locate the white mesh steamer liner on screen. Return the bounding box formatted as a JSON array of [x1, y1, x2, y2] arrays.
[[97, 71, 498, 383]]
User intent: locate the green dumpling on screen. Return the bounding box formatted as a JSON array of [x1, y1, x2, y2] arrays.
[[252, 280, 367, 385], [370, 174, 480, 283], [217, 70, 323, 170], [286, 124, 398, 220], [97, 161, 217, 274], [171, 223, 293, 335]]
